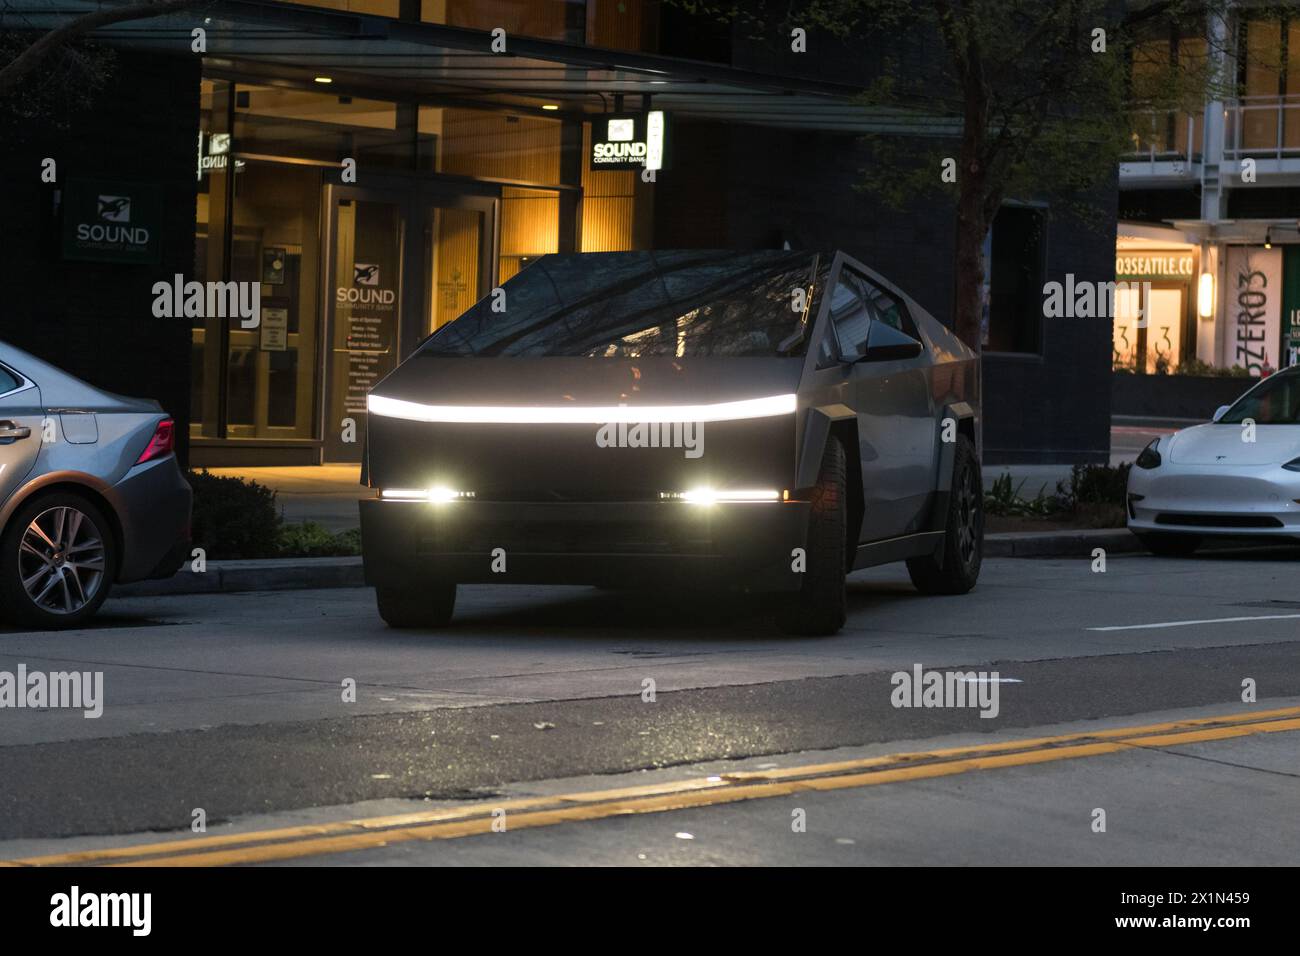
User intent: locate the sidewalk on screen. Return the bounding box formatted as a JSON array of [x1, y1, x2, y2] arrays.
[[201, 465, 369, 532], [201, 418, 1192, 536]]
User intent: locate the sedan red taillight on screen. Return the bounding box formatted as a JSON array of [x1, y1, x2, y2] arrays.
[[135, 418, 175, 464]]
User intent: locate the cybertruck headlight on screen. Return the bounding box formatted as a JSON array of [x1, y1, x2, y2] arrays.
[[661, 488, 782, 504], [367, 392, 798, 424], [380, 487, 475, 502]]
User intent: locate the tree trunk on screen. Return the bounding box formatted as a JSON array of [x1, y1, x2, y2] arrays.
[[952, 182, 988, 351], [952, 77, 990, 351]]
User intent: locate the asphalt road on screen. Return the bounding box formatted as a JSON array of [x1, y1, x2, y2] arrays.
[[2, 549, 1299, 865]]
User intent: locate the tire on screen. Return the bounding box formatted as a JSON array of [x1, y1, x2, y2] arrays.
[[1135, 532, 1201, 557], [907, 434, 983, 595], [777, 435, 848, 636], [376, 581, 456, 628], [0, 492, 117, 630]]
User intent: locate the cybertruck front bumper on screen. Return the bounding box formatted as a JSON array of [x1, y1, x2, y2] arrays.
[[360, 497, 812, 592]]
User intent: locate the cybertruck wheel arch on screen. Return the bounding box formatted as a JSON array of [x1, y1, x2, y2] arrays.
[[935, 401, 978, 496], [796, 405, 863, 548]]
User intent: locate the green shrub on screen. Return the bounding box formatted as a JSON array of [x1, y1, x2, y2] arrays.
[[983, 473, 1065, 516], [277, 522, 362, 557], [187, 470, 282, 560], [1058, 462, 1131, 508]]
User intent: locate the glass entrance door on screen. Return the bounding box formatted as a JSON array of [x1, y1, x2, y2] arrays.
[[323, 185, 493, 462]]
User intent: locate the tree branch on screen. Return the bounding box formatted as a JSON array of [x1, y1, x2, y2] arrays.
[[0, 0, 200, 97]]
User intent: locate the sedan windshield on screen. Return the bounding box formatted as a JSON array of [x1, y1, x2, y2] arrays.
[[1218, 371, 1300, 424], [417, 249, 825, 358]]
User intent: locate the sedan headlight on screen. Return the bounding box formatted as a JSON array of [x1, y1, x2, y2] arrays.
[[1135, 439, 1162, 470]]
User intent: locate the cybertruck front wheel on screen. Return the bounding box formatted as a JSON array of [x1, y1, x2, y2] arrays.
[[777, 436, 848, 636], [907, 435, 982, 595], [376, 581, 456, 628], [0, 491, 117, 630]]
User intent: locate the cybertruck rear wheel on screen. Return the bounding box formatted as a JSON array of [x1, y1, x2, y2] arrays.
[[376, 581, 457, 628], [0, 492, 117, 630], [907, 435, 982, 595], [777, 436, 848, 636]]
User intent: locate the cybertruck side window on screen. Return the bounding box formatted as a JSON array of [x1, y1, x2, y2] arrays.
[[826, 271, 872, 362], [849, 269, 922, 345], [418, 250, 824, 358]]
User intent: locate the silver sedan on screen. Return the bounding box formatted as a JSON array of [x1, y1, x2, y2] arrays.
[[1127, 367, 1300, 555], [0, 341, 191, 628]]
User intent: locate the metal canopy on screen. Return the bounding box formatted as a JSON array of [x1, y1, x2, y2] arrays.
[[4, 0, 953, 134]]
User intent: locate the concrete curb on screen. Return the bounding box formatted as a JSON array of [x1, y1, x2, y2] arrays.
[[113, 531, 1145, 598], [115, 556, 364, 597], [985, 529, 1140, 558]]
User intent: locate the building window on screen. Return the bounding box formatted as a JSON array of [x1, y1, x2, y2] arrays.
[[1236, 11, 1300, 154], [986, 205, 1045, 354], [1126, 28, 1207, 159]]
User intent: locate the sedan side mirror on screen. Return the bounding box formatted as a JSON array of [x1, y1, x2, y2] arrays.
[[1212, 405, 1230, 422], [858, 323, 924, 363]]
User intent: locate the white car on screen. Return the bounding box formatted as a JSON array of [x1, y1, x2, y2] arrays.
[[1127, 367, 1300, 555]]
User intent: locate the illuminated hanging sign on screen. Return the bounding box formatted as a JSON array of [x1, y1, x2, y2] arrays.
[[1115, 251, 1195, 279], [590, 111, 671, 171]]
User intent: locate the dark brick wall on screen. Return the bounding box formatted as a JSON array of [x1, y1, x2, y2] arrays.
[[654, 120, 1116, 464], [0, 49, 199, 466]]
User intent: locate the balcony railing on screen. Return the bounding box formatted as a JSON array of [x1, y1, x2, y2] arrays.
[[1122, 110, 1202, 167], [1224, 95, 1300, 159]]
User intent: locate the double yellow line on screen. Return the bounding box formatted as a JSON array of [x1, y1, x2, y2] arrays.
[[6, 705, 1299, 867]]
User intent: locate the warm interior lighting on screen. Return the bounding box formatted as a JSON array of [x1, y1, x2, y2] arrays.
[[541, 104, 559, 111], [1198, 272, 1215, 319], [314, 76, 333, 84], [367, 392, 798, 424]]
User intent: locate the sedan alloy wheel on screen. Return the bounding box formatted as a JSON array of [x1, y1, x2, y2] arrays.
[[18, 505, 108, 615]]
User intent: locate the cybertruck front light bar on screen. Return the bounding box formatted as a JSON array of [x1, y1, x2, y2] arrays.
[[367, 393, 798, 424]]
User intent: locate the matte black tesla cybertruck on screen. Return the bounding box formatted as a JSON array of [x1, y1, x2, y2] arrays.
[[361, 249, 982, 635]]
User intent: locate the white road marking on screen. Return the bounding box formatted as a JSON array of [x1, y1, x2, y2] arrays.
[[1089, 613, 1300, 632]]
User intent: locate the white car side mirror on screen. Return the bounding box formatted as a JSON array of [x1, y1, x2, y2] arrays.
[[1212, 405, 1230, 422]]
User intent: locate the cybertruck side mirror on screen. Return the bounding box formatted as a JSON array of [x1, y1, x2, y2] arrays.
[[1212, 405, 1230, 422], [858, 323, 924, 363]]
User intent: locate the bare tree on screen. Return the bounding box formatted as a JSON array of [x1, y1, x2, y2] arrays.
[[0, 0, 199, 98]]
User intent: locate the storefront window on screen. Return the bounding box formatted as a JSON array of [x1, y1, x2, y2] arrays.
[[420, 0, 584, 42], [419, 106, 562, 180], [235, 86, 412, 169], [273, 0, 399, 17], [225, 162, 324, 440], [500, 187, 560, 281], [581, 122, 646, 252]]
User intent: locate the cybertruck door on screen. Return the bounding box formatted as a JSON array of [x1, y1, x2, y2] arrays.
[[0, 365, 44, 509], [841, 268, 936, 541]]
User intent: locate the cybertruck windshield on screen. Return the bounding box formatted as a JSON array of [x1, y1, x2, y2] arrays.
[[417, 249, 826, 358]]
